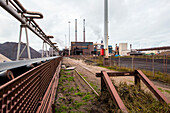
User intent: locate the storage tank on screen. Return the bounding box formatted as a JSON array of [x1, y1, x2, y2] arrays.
[[101, 49, 104, 56], [108, 45, 112, 53]]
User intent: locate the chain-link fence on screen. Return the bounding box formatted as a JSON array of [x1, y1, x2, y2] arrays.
[[102, 56, 169, 74]]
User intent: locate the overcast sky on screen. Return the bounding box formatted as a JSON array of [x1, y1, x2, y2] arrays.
[[0, 0, 170, 51]]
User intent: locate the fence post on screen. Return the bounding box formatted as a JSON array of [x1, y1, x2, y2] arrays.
[[163, 55, 165, 73], [119, 56, 120, 69], [132, 56, 134, 70], [146, 56, 147, 70], [103, 57, 105, 66], [152, 56, 155, 76], [110, 56, 111, 67], [166, 55, 167, 74]]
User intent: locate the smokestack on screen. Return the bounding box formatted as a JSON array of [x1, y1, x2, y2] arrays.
[[75, 19, 77, 42], [130, 44, 132, 52], [104, 0, 109, 58], [83, 19, 85, 42]]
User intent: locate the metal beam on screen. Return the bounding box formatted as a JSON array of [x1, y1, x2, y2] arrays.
[[135, 70, 170, 104], [102, 71, 128, 113]]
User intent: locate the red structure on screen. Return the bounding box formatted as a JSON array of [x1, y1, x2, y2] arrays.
[[101, 49, 104, 56]]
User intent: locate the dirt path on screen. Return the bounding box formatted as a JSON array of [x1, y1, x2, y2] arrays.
[[64, 57, 170, 100]]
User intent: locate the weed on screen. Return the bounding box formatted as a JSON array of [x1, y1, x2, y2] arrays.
[[74, 92, 84, 96], [116, 82, 170, 112], [68, 87, 75, 92], [89, 82, 98, 91], [66, 72, 71, 75], [76, 86, 79, 91], [158, 88, 164, 92], [165, 90, 170, 94], [82, 94, 91, 101], [65, 70, 72, 72], [74, 102, 87, 109], [67, 76, 74, 81], [62, 88, 66, 92]]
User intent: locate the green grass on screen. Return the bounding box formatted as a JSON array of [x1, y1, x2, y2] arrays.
[[74, 101, 87, 109], [165, 90, 170, 94], [158, 88, 164, 92], [68, 87, 75, 92], [82, 93, 92, 101], [158, 88, 170, 94], [67, 76, 74, 81], [115, 82, 170, 112], [74, 92, 85, 96]]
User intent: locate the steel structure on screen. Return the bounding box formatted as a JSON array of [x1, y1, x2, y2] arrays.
[[75, 19, 77, 42], [0, 56, 62, 113], [83, 19, 85, 42], [17, 24, 31, 60], [136, 46, 170, 51], [0, 0, 58, 56]]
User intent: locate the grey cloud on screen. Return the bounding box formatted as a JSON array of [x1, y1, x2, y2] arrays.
[[0, 0, 170, 50]]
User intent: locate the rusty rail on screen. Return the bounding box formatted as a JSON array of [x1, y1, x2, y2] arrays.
[[135, 70, 170, 104], [99, 71, 128, 113], [0, 57, 62, 113]]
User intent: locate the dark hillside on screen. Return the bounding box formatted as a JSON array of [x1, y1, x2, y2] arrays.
[[0, 42, 41, 60]]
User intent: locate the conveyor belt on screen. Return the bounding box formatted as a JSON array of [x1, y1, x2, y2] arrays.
[[0, 56, 60, 72]]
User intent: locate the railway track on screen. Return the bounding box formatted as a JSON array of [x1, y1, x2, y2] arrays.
[[63, 57, 170, 112], [64, 59, 99, 96]]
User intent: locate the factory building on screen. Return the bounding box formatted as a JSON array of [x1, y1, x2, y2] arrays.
[[71, 42, 94, 55], [119, 43, 130, 56]]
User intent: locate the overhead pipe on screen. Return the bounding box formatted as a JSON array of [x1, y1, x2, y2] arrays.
[[13, 0, 43, 19], [0, 70, 14, 80], [0, 0, 57, 51]]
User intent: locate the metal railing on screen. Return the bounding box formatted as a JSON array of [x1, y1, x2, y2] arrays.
[[0, 57, 62, 113]]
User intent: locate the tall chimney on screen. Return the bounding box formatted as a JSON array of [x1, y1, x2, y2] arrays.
[[104, 0, 109, 58], [75, 19, 77, 42], [83, 19, 85, 42]]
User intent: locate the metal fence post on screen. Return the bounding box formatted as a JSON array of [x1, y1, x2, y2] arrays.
[[166, 55, 167, 74], [163, 55, 165, 73], [152, 56, 155, 76], [132, 56, 134, 70], [110, 56, 111, 67], [119, 56, 120, 69]]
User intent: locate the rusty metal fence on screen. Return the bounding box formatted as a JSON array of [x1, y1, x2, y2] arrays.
[[96, 70, 169, 113], [0, 57, 62, 113]]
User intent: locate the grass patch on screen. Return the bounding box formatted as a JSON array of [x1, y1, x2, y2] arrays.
[[116, 82, 170, 112], [165, 90, 170, 94], [68, 87, 75, 92], [74, 101, 87, 109], [158, 88, 164, 92], [74, 92, 85, 97], [82, 93, 92, 101], [67, 76, 74, 81]]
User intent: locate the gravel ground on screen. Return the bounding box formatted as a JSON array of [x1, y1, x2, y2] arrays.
[[63, 57, 170, 100]]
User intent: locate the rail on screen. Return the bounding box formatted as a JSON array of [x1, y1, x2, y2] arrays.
[[96, 70, 169, 112], [0, 56, 62, 113]]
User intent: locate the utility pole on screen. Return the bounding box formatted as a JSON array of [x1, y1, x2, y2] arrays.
[[104, 0, 109, 58], [65, 34, 67, 48], [68, 21, 71, 56]]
